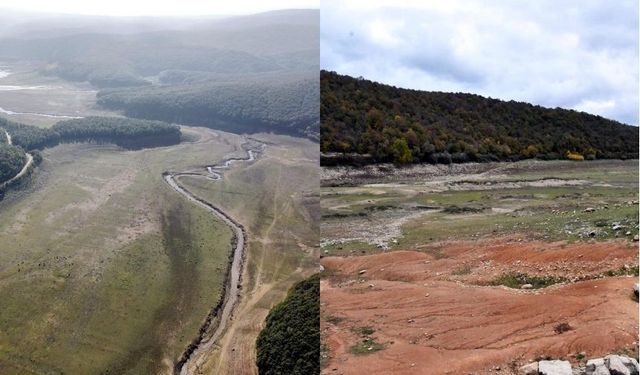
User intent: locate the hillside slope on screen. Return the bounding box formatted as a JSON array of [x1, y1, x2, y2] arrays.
[[320, 71, 638, 165]]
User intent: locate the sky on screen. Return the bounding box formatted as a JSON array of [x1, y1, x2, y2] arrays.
[[321, 0, 639, 125], [0, 0, 319, 16]]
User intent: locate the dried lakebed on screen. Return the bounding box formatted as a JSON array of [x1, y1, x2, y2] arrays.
[[163, 139, 265, 374]]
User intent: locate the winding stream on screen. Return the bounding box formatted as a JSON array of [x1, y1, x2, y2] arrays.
[[163, 139, 265, 374]]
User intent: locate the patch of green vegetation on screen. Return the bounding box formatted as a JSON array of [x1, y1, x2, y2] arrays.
[[603, 265, 639, 277], [490, 273, 566, 289], [350, 338, 385, 355], [353, 326, 376, 336], [325, 315, 346, 325], [256, 274, 319, 375], [452, 265, 472, 275]]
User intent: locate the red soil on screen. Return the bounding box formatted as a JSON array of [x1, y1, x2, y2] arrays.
[[321, 239, 639, 375]]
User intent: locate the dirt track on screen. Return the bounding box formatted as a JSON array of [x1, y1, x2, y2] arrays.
[[321, 238, 639, 374]]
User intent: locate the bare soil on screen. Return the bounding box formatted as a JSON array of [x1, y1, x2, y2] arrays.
[[321, 238, 639, 375]]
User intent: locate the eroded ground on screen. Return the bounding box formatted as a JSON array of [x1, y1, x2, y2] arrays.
[[321, 160, 639, 375]]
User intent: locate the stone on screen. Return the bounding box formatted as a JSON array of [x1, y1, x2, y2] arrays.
[[584, 207, 595, 212], [587, 358, 610, 375], [539, 360, 572, 375], [606, 355, 639, 375], [606, 355, 631, 375], [633, 284, 639, 297], [358, 269, 367, 275], [633, 235, 639, 242], [518, 362, 538, 375], [521, 284, 534, 289]]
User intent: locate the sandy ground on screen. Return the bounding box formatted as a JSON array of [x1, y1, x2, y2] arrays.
[[321, 238, 639, 375]]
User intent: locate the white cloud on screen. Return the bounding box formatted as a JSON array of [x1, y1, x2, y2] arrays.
[[321, 0, 639, 125]]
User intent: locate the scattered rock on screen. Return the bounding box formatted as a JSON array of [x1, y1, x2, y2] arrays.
[[519, 362, 539, 375], [539, 360, 572, 375]]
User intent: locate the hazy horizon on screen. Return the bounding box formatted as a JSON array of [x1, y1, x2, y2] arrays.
[[0, 0, 319, 17]]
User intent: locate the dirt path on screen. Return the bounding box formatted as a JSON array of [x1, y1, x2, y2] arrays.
[[1, 129, 34, 189], [321, 238, 639, 375], [163, 139, 265, 375]]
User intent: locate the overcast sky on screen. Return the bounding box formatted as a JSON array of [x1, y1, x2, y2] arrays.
[[321, 0, 639, 125], [0, 0, 318, 16]]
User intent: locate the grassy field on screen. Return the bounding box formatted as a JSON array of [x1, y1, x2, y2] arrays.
[[321, 160, 639, 256], [0, 127, 254, 373]]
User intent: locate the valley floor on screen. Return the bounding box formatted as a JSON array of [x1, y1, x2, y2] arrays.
[[320, 160, 639, 374]]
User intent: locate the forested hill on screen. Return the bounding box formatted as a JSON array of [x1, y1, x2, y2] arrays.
[[96, 71, 319, 140], [321, 71, 638, 165]]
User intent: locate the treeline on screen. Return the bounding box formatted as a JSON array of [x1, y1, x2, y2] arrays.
[[53, 117, 181, 149], [256, 274, 319, 375], [97, 75, 320, 140], [320, 71, 639, 165], [0, 117, 181, 151]]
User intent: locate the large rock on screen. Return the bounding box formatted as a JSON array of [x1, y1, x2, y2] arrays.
[[519, 362, 538, 375], [605, 355, 639, 375], [539, 360, 572, 375], [587, 358, 610, 375]]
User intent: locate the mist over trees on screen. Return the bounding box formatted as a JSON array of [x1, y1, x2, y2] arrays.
[[321, 71, 639, 165], [0, 10, 319, 139], [97, 71, 319, 140]]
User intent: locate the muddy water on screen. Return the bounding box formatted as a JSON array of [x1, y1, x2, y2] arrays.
[[163, 140, 265, 374]]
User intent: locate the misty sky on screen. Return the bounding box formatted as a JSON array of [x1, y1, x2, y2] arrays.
[[0, 0, 319, 16], [321, 0, 639, 125]]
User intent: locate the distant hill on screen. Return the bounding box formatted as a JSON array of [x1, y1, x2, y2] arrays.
[[0, 10, 319, 139], [321, 71, 638, 165]]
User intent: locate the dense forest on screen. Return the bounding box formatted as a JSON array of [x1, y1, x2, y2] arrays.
[[256, 274, 319, 375], [0, 142, 26, 185], [53, 117, 181, 149], [97, 72, 319, 140], [0, 117, 181, 151], [321, 71, 639, 165]]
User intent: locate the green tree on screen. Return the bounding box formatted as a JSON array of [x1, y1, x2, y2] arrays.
[[392, 138, 412, 164]]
